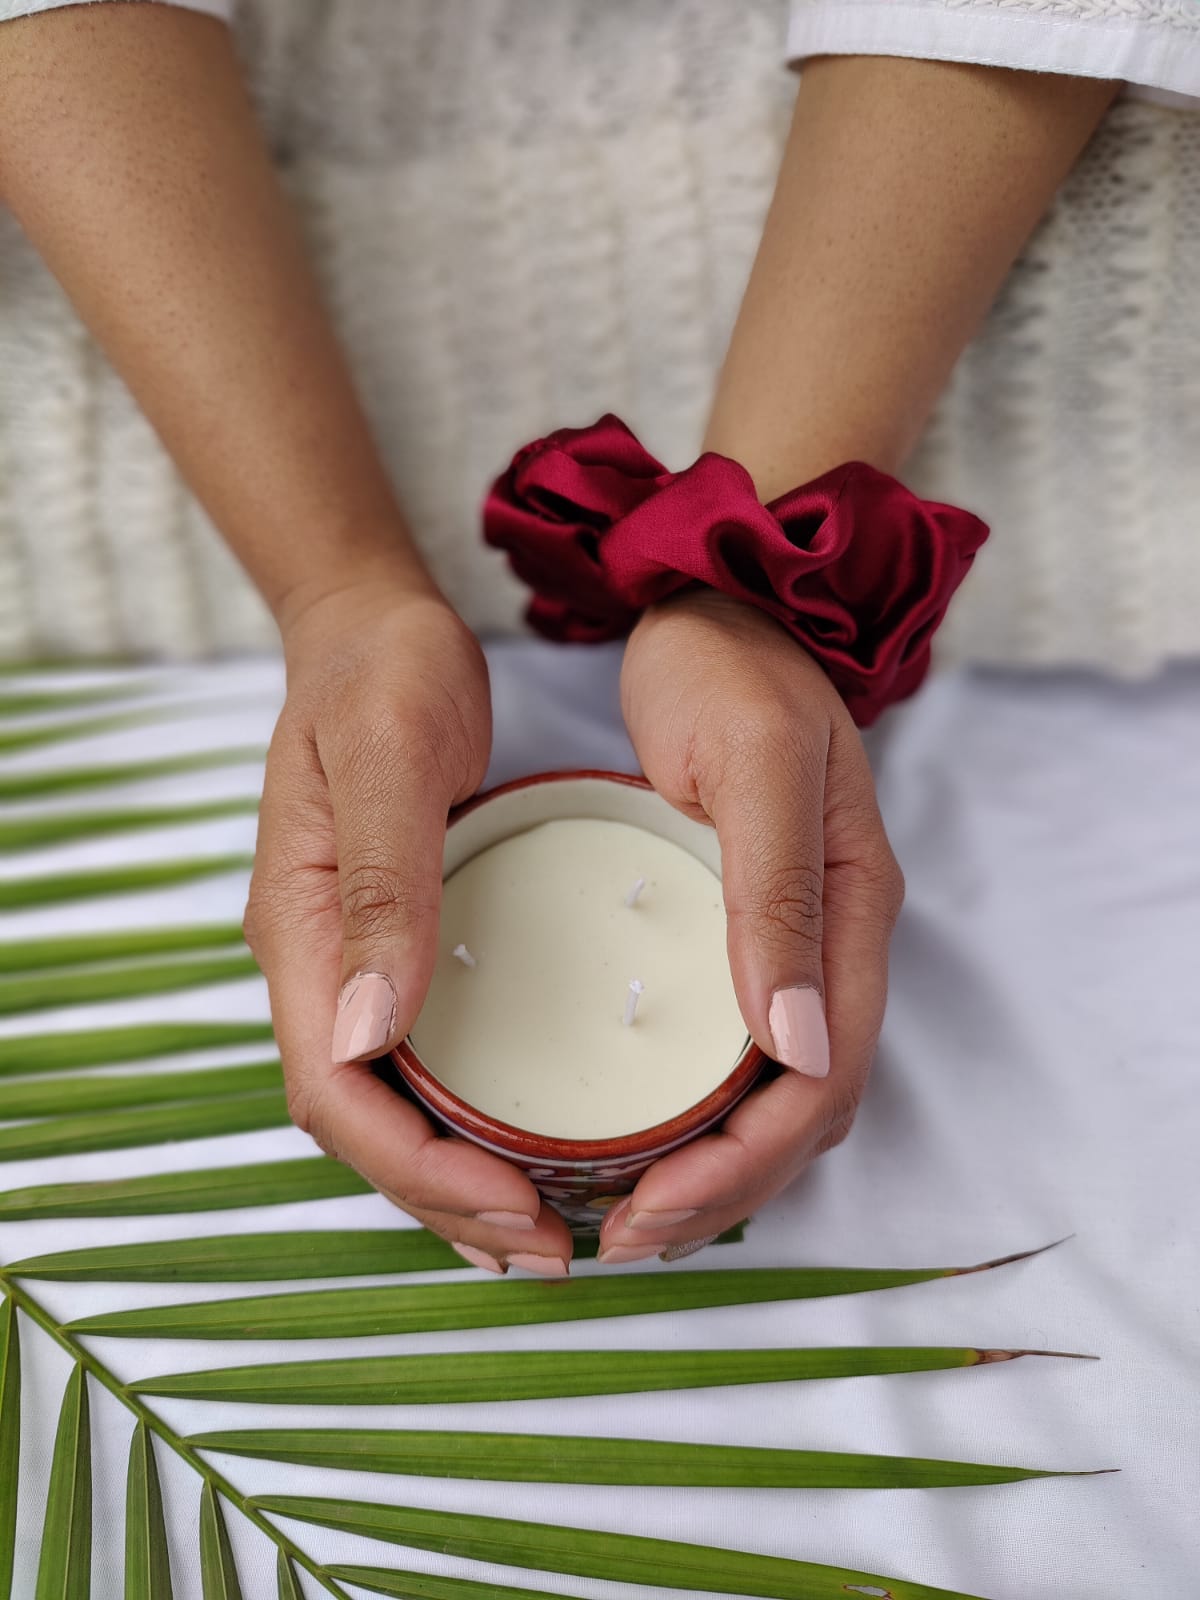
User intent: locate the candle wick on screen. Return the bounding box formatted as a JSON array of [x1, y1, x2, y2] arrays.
[[624, 876, 647, 908], [452, 943, 477, 969], [622, 977, 645, 1027]]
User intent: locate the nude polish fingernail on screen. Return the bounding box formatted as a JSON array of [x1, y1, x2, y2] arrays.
[[628, 1207, 698, 1231], [331, 972, 396, 1062], [452, 1242, 506, 1274], [597, 1242, 660, 1265], [660, 1234, 719, 1263], [768, 986, 830, 1078], [476, 1209, 537, 1231], [508, 1252, 569, 1277]]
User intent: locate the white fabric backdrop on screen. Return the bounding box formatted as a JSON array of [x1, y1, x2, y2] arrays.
[[1, 645, 1197, 1597]]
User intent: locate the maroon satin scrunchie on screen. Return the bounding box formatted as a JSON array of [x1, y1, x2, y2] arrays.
[[483, 414, 988, 726]]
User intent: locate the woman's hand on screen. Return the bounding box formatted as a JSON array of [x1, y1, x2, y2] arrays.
[[602, 589, 904, 1261], [244, 574, 575, 1275]]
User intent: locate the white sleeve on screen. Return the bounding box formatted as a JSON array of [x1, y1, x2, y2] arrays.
[[786, 0, 1200, 109], [0, 0, 232, 23]]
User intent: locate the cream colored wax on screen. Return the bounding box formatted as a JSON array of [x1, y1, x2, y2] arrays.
[[409, 818, 747, 1139]]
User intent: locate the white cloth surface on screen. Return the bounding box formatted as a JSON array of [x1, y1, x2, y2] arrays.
[[787, 0, 1200, 106], [0, 644, 1198, 1598]]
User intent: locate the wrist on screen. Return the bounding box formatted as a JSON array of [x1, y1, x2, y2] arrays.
[[273, 544, 442, 649]]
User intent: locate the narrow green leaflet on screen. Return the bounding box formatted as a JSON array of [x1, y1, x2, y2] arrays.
[[125, 1421, 173, 1599], [0, 923, 247, 974], [0, 695, 271, 757], [0, 1088, 289, 1163], [0, 685, 143, 718], [255, 1496, 998, 1600], [0, 856, 256, 912], [34, 1365, 91, 1600], [0, 797, 257, 853], [0, 1060, 280, 1122], [276, 1551, 303, 1600], [8, 1223, 742, 1283], [0, 1297, 18, 1600], [68, 1246, 1053, 1340], [12, 1228, 458, 1283], [0, 1155, 367, 1220], [0, 709, 151, 755], [0, 747, 264, 801], [134, 1344, 1076, 1406], [326, 1566, 585, 1600], [194, 1426, 1081, 1489], [0, 952, 262, 1017], [0, 1021, 276, 1078], [199, 1483, 244, 1600]]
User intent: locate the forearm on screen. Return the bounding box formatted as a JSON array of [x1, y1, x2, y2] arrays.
[[0, 3, 432, 627], [706, 56, 1118, 500]]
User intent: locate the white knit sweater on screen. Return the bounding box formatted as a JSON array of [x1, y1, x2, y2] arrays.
[[0, 0, 1197, 676]]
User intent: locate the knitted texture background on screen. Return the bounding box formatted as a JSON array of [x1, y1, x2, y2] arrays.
[[0, 0, 1197, 672]]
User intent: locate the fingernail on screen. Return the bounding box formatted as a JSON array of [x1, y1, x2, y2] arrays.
[[331, 971, 396, 1062], [597, 1242, 660, 1265], [507, 1252, 569, 1277], [476, 1209, 537, 1231], [768, 986, 830, 1077], [660, 1234, 719, 1263], [628, 1207, 698, 1231], [452, 1242, 506, 1274]]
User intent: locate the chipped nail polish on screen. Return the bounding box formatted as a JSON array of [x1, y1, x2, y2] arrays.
[[659, 1234, 719, 1263], [331, 971, 397, 1062]]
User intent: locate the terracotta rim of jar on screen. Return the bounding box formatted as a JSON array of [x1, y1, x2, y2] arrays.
[[389, 768, 765, 1163]]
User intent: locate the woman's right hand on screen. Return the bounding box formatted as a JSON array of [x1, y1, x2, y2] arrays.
[[244, 572, 576, 1275]]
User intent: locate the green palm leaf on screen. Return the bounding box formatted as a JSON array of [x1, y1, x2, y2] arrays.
[[67, 1245, 1055, 1340], [199, 1483, 244, 1600], [0, 855, 256, 911], [132, 1343, 1083, 1406], [0, 747, 264, 801], [0, 798, 257, 854], [0, 1155, 366, 1220], [257, 1495, 996, 1600], [0, 1060, 280, 1121], [0, 1298, 18, 1600], [0, 685, 144, 718], [7, 1223, 742, 1283], [0, 693, 272, 756], [276, 1551, 304, 1600], [0, 951, 262, 1016], [11, 1227, 458, 1282], [125, 1422, 174, 1599], [195, 1426, 1086, 1489], [34, 1365, 91, 1600], [324, 1567, 585, 1600], [0, 923, 247, 973], [0, 1021, 276, 1077], [0, 1088, 288, 1162]]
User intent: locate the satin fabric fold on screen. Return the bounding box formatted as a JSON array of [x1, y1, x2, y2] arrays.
[[484, 414, 989, 725]]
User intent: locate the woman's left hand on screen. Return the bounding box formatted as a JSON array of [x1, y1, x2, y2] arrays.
[[603, 589, 904, 1262]]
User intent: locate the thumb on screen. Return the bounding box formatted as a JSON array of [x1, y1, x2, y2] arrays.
[[710, 732, 831, 1079], [325, 736, 454, 1064]]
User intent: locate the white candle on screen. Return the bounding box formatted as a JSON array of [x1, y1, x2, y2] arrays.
[[408, 817, 747, 1139]]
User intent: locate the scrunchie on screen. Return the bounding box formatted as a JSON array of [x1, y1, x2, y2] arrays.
[[483, 414, 988, 726]]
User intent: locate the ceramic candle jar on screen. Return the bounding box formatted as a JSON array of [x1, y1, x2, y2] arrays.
[[391, 770, 764, 1233]]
